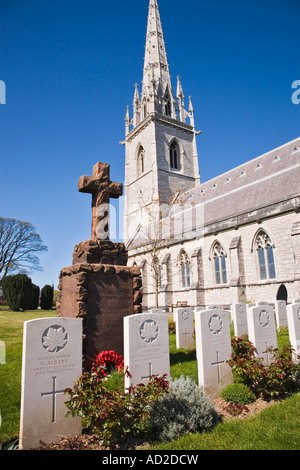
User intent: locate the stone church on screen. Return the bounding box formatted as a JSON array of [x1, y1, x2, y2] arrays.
[[122, 0, 300, 309]]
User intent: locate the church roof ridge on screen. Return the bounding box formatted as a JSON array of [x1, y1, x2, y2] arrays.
[[186, 135, 300, 198]]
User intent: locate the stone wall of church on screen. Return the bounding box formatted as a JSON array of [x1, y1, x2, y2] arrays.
[[129, 210, 300, 310]]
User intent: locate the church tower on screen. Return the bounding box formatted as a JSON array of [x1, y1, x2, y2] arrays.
[[123, 0, 201, 244]]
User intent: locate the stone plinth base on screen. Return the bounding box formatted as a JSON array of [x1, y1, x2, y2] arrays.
[[57, 263, 142, 367], [72, 239, 128, 266]]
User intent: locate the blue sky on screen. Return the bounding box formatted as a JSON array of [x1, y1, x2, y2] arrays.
[[0, 0, 299, 289]]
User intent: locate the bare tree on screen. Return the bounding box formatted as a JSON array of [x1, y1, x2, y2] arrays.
[[0, 218, 47, 280], [133, 191, 189, 308]]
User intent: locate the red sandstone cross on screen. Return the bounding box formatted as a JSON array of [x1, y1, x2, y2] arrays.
[[78, 162, 123, 241]]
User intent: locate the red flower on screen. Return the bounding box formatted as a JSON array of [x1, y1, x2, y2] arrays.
[[92, 350, 124, 376]]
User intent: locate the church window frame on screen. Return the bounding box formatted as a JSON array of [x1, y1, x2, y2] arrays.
[[179, 250, 191, 289], [137, 145, 145, 177], [212, 241, 228, 285], [170, 140, 180, 170], [254, 229, 276, 281]]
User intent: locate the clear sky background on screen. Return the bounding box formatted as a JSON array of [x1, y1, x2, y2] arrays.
[[0, 0, 299, 289]]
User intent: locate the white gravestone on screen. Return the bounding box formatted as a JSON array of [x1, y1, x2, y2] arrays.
[[0, 340, 5, 364], [195, 309, 233, 397], [19, 317, 82, 450], [275, 300, 288, 329], [124, 313, 170, 391], [231, 302, 248, 337], [194, 306, 206, 312], [287, 303, 300, 364], [149, 308, 164, 314], [247, 305, 277, 364], [174, 307, 194, 349]]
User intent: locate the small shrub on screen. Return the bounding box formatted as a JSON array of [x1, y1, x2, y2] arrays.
[[147, 375, 218, 442], [221, 383, 255, 405], [223, 402, 250, 417], [228, 336, 300, 400], [65, 356, 169, 447], [168, 321, 176, 334]]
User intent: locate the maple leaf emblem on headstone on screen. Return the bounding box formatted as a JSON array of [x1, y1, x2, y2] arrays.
[[42, 326, 68, 353], [140, 320, 159, 343], [209, 314, 223, 335], [259, 310, 270, 328]]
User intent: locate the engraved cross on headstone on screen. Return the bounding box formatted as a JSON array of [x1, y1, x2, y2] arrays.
[[41, 376, 65, 423], [182, 328, 190, 347], [78, 162, 123, 241], [141, 362, 159, 382], [211, 351, 225, 384]]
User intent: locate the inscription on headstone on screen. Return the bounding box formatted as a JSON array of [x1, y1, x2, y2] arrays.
[[123, 313, 170, 391], [19, 317, 82, 450]]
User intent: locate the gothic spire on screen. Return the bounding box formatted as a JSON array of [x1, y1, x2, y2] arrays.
[[141, 0, 174, 117]]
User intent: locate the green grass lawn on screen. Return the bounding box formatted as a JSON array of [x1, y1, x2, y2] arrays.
[[0, 309, 298, 450]]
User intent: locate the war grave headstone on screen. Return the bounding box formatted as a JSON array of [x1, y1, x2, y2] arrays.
[[123, 313, 170, 391], [247, 305, 278, 364], [287, 302, 300, 363], [194, 306, 206, 312], [174, 307, 194, 349], [57, 162, 143, 367], [231, 302, 248, 337], [275, 300, 288, 329], [195, 309, 233, 397], [19, 317, 82, 450], [149, 308, 164, 314], [0, 340, 5, 364]]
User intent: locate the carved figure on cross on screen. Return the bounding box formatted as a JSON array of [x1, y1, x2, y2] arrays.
[[78, 162, 123, 241]]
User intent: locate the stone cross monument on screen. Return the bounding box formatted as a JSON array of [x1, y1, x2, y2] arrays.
[[57, 162, 143, 368], [78, 162, 123, 241]]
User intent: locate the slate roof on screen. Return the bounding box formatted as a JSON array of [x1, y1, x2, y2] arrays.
[[182, 136, 300, 225], [128, 137, 300, 250]]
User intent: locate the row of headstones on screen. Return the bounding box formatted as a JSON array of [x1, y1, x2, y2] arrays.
[[18, 300, 300, 449]]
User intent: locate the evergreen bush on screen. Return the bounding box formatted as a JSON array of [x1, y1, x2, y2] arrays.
[[28, 284, 40, 310], [1, 274, 35, 311], [40, 284, 53, 310], [147, 375, 218, 442], [221, 383, 255, 405]]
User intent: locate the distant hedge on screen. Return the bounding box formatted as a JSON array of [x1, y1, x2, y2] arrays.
[[1, 274, 40, 311]]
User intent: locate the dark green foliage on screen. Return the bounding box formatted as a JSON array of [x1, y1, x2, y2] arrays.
[[28, 284, 40, 310], [228, 336, 300, 400], [65, 365, 169, 447], [40, 284, 53, 310], [1, 274, 37, 311], [221, 383, 255, 405]]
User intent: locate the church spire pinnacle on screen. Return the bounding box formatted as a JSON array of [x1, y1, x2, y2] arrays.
[[141, 0, 175, 118]]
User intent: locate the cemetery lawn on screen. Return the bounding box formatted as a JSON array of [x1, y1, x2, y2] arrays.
[[1, 311, 299, 450], [0, 310, 56, 447]]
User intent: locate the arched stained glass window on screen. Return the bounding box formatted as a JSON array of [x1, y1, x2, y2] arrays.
[[255, 230, 276, 280]]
